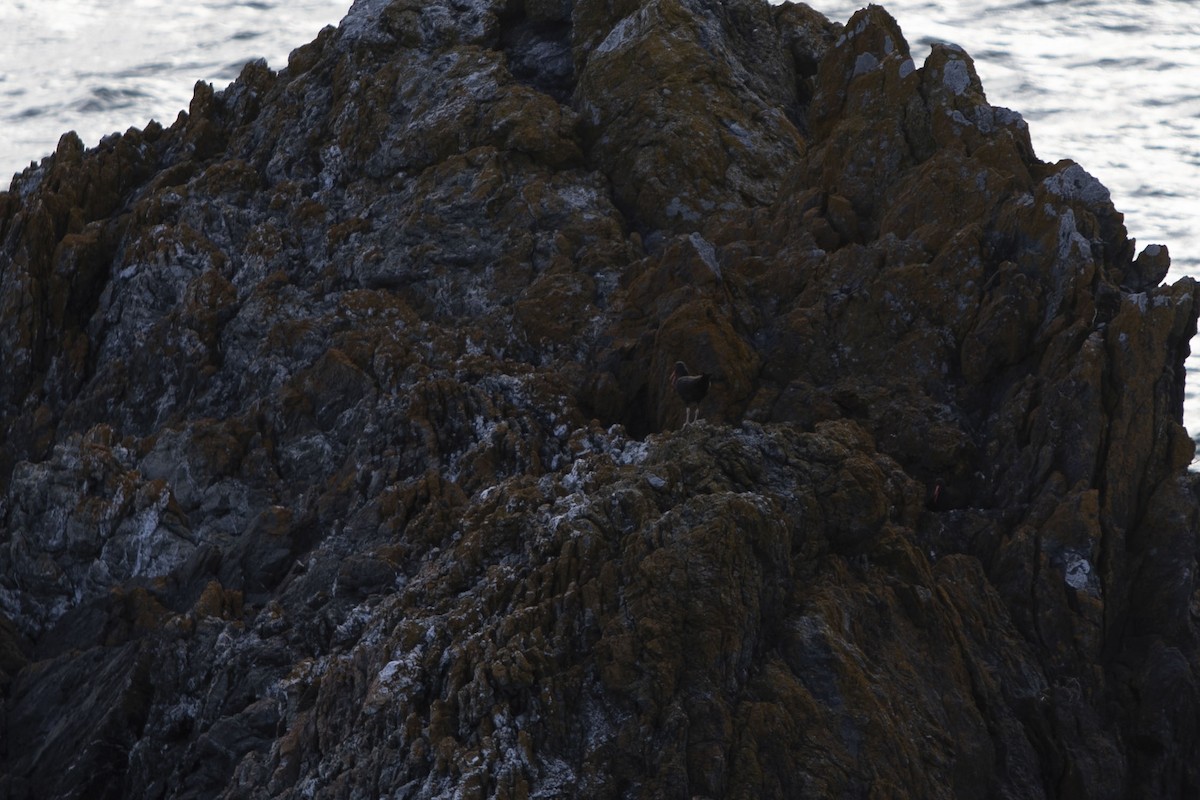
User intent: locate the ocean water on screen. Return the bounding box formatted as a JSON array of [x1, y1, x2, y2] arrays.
[[0, 0, 350, 179], [2, 1, 1197, 443]]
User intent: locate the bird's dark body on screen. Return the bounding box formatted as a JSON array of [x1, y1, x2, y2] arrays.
[[674, 373, 709, 404], [669, 360, 710, 426]]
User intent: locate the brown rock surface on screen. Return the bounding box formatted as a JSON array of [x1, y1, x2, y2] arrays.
[[1, 1, 1198, 798]]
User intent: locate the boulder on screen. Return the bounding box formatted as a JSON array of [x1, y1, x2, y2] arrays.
[[0, 1, 1197, 798]]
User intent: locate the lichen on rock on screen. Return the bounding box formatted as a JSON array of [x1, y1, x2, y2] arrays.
[[1, 1, 1198, 798]]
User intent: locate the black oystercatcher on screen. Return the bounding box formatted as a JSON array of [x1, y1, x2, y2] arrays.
[[669, 360, 710, 427]]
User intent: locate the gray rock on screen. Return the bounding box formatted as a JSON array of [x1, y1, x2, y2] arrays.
[[0, 1, 1197, 798]]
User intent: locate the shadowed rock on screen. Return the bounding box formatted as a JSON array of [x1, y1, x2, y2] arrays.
[[1, 1, 1198, 798]]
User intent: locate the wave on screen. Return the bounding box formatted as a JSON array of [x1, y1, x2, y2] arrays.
[[74, 86, 151, 114]]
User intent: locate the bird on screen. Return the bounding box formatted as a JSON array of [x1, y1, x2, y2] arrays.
[[669, 360, 710, 427]]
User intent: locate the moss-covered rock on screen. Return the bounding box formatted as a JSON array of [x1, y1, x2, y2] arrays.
[[0, 1, 1197, 798]]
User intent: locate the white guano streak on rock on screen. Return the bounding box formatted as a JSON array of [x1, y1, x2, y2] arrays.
[[1064, 553, 1093, 592], [942, 59, 971, 96], [339, 0, 393, 45], [853, 52, 879, 77], [1043, 163, 1112, 207], [1056, 209, 1093, 265], [689, 232, 721, 278], [665, 196, 700, 222], [993, 106, 1028, 130], [595, 8, 650, 56]]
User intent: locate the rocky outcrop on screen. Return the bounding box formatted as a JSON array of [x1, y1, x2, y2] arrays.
[[2, 1, 1198, 798]]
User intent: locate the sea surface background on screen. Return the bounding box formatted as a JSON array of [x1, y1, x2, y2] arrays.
[[2, 0, 1198, 443], [0, 0, 350, 175]]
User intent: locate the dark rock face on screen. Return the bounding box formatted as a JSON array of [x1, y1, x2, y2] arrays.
[[2, 1, 1198, 797]]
